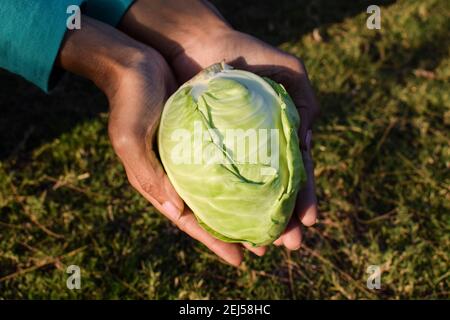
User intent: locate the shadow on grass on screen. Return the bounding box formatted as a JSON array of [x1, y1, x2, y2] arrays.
[[0, 72, 108, 160], [211, 0, 396, 46]]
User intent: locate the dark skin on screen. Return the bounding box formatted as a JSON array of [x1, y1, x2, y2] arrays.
[[57, 0, 319, 266]]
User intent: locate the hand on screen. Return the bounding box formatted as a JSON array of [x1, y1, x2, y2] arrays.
[[107, 50, 247, 266], [120, 0, 320, 253], [58, 16, 245, 266], [173, 31, 320, 252]]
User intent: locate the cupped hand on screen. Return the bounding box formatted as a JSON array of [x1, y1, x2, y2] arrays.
[[169, 30, 320, 252], [107, 48, 248, 265], [118, 0, 319, 258], [57, 15, 252, 265]]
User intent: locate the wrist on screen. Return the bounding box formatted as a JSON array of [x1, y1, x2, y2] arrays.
[[57, 16, 149, 99], [119, 0, 232, 61]]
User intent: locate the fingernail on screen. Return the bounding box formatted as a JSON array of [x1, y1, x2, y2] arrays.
[[305, 130, 312, 151], [162, 201, 181, 221]]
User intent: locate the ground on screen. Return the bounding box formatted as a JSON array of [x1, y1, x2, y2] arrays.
[[0, 0, 448, 299]]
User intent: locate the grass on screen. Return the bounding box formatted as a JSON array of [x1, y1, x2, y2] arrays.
[[0, 0, 449, 299]]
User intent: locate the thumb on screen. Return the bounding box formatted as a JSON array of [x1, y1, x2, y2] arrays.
[[295, 130, 318, 226], [113, 134, 184, 220], [297, 106, 315, 150], [284, 60, 320, 149]]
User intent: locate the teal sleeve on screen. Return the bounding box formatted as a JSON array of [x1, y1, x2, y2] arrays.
[[86, 0, 135, 26], [0, 0, 135, 93], [0, 0, 86, 92]]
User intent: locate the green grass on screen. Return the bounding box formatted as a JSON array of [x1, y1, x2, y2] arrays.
[[0, 0, 449, 299]]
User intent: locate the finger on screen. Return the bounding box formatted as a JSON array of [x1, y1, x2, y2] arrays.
[[122, 159, 243, 266], [136, 174, 243, 266], [297, 106, 315, 150], [273, 237, 283, 246], [112, 130, 185, 219], [296, 130, 318, 227], [173, 209, 243, 266], [129, 171, 244, 266], [280, 218, 302, 250], [284, 60, 320, 150], [243, 243, 267, 256]]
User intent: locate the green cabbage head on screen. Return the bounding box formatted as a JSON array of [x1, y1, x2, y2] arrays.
[[158, 62, 305, 246]]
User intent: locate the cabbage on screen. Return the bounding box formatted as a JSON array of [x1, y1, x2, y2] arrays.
[[158, 62, 305, 246]]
